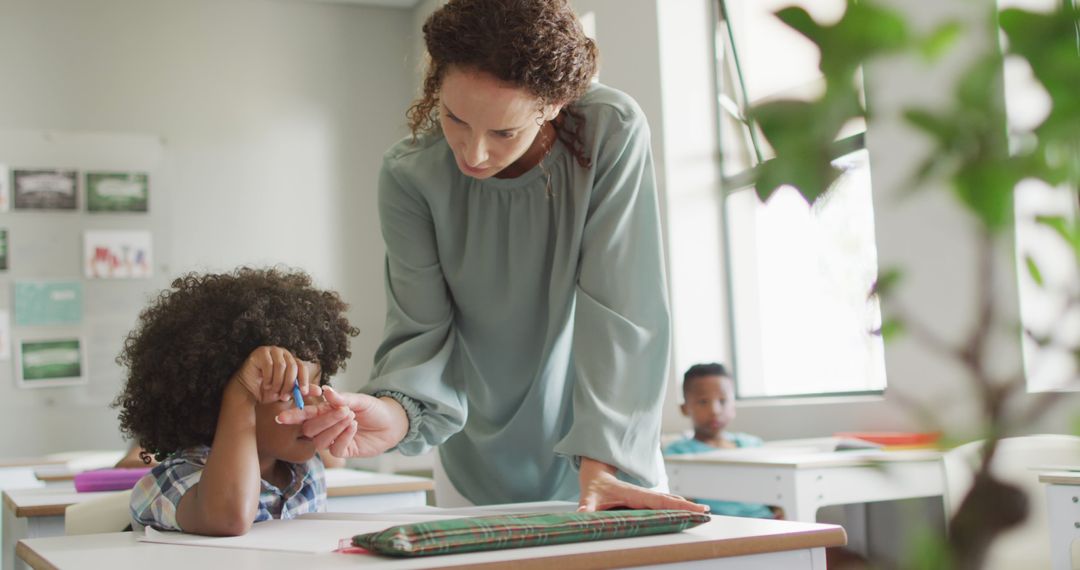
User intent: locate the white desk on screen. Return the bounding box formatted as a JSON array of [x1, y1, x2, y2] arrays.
[[3, 469, 432, 570], [16, 507, 846, 569], [665, 448, 945, 555], [1040, 471, 1080, 570]]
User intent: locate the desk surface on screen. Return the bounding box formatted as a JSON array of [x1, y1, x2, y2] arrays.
[[1039, 471, 1080, 485], [16, 512, 847, 570], [1, 458, 66, 469], [6, 451, 125, 472], [4, 469, 433, 518], [664, 448, 941, 468]]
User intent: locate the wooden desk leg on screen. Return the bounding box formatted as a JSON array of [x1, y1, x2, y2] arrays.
[[1046, 484, 1079, 570]]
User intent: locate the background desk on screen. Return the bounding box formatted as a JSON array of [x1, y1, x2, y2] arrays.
[[665, 448, 944, 555], [16, 509, 846, 569], [3, 469, 432, 570], [1040, 471, 1080, 570]]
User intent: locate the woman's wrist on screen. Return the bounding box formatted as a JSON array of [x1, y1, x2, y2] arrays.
[[579, 456, 617, 476], [371, 390, 423, 450], [377, 396, 410, 447]]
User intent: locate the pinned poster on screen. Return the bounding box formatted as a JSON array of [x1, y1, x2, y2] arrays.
[[14, 281, 83, 326], [86, 171, 149, 212], [0, 228, 8, 270], [12, 168, 77, 210], [0, 163, 10, 212], [84, 230, 153, 279], [0, 310, 10, 360], [16, 337, 86, 388]]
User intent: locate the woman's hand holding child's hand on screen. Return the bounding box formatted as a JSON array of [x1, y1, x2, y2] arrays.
[[231, 346, 321, 405], [274, 388, 408, 458]]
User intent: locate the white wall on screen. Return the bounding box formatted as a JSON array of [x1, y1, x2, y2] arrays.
[[0, 0, 414, 455]]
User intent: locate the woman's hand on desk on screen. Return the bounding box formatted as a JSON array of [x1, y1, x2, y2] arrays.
[[577, 457, 709, 514], [275, 387, 408, 458]]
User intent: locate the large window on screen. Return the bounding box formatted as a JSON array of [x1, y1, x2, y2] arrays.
[[715, 0, 887, 398]]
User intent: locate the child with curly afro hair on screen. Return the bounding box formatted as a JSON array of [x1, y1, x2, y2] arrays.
[[115, 267, 360, 535]]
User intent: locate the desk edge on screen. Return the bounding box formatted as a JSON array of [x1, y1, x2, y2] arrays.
[[431, 525, 848, 570], [327, 481, 433, 497], [16, 540, 60, 570]]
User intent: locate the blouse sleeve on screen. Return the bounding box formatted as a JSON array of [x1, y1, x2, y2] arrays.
[[552, 108, 671, 487], [360, 158, 468, 455]]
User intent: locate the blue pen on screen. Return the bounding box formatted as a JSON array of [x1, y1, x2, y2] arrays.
[[292, 380, 304, 410]]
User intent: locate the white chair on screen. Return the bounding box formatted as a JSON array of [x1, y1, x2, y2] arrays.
[[942, 434, 1080, 570], [64, 490, 134, 535]]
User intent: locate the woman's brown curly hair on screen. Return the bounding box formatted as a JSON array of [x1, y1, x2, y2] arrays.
[[406, 0, 599, 168], [112, 267, 360, 462]]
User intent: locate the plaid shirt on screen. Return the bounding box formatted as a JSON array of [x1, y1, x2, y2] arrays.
[[130, 445, 326, 531]]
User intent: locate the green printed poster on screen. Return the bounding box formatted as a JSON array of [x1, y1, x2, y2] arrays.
[[86, 172, 149, 212], [0, 229, 7, 270], [18, 338, 85, 387], [14, 281, 83, 326]]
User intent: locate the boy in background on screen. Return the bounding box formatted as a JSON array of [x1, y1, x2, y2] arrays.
[[115, 267, 359, 535], [663, 363, 780, 519]]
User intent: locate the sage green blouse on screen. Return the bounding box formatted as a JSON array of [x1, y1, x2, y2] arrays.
[[363, 83, 670, 505]]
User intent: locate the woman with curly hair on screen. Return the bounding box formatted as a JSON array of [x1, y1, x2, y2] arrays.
[[280, 0, 704, 514], [115, 267, 359, 535]]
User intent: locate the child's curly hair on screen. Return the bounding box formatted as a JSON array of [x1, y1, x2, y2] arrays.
[[113, 267, 360, 462], [407, 0, 599, 168]]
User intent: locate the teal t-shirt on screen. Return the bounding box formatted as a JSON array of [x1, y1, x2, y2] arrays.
[[663, 434, 776, 519], [363, 84, 670, 505]]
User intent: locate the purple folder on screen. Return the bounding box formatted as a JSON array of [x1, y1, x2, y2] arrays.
[[73, 467, 152, 492]]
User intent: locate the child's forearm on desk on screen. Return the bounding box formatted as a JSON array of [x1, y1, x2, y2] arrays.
[[176, 380, 262, 535]]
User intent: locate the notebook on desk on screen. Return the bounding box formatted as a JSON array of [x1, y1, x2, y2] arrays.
[[138, 518, 446, 554]]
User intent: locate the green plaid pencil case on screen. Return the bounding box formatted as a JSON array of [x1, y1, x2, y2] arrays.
[[352, 509, 711, 557]]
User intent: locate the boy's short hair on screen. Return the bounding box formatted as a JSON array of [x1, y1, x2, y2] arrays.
[[113, 267, 360, 463], [682, 362, 730, 397]]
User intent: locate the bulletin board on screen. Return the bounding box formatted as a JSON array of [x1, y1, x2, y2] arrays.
[[0, 129, 172, 454]]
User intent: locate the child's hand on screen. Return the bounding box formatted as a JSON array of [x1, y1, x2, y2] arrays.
[[231, 346, 319, 404]]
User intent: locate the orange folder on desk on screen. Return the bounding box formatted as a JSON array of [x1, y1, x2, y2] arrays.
[[834, 431, 941, 450]]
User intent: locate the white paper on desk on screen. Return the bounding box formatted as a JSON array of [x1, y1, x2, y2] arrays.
[[139, 518, 423, 554]]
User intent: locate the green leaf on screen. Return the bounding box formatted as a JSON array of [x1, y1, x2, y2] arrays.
[[906, 528, 952, 570], [1035, 214, 1080, 265], [776, 2, 909, 82], [1071, 412, 1080, 438], [1024, 256, 1044, 287], [775, 7, 822, 46], [952, 160, 1019, 232], [920, 21, 964, 61], [868, 268, 903, 299], [1035, 215, 1073, 243], [1000, 6, 1080, 174], [874, 318, 905, 342], [751, 99, 845, 203], [904, 109, 956, 143]]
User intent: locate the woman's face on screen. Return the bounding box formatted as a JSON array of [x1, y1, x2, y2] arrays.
[[438, 66, 559, 180]]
